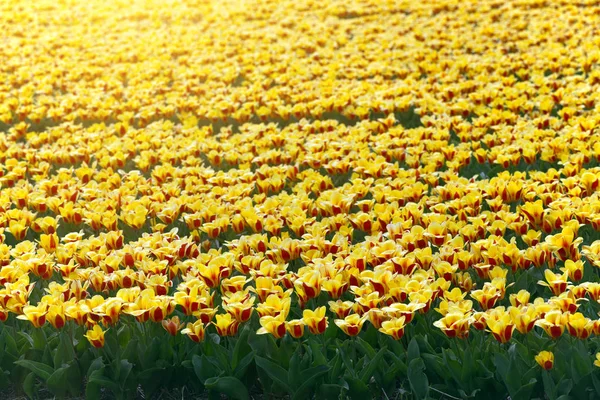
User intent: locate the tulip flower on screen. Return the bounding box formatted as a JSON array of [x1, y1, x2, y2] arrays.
[[379, 317, 407, 340], [286, 319, 305, 339], [535, 310, 568, 339], [433, 312, 472, 338], [17, 303, 48, 328], [486, 310, 515, 344], [162, 316, 185, 336], [213, 313, 240, 337], [535, 351, 554, 370], [181, 320, 205, 343], [257, 314, 287, 339], [85, 324, 106, 348], [334, 314, 368, 337], [303, 306, 328, 334]]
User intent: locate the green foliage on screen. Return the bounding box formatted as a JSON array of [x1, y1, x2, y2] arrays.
[[1, 303, 600, 399]]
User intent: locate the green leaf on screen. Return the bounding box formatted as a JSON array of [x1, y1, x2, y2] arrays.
[[329, 353, 343, 382], [386, 350, 408, 375], [355, 336, 377, 358], [422, 353, 447, 381], [504, 358, 527, 397], [512, 378, 537, 400], [233, 351, 256, 380], [346, 377, 370, 399], [142, 337, 161, 368], [86, 380, 102, 400], [3, 330, 18, 357], [324, 319, 338, 340], [308, 340, 327, 366], [117, 325, 132, 348], [556, 377, 573, 397], [493, 353, 509, 379], [232, 328, 251, 369], [318, 383, 347, 398], [209, 339, 233, 374], [591, 373, 600, 395], [116, 359, 133, 386], [103, 330, 119, 360], [407, 358, 429, 400], [255, 356, 291, 392], [247, 330, 269, 356], [54, 332, 76, 370], [292, 365, 330, 400], [22, 371, 36, 400], [87, 357, 104, 377], [46, 366, 68, 397], [459, 346, 475, 385], [542, 371, 556, 400], [205, 376, 250, 400], [31, 329, 46, 350], [288, 348, 302, 390], [14, 359, 53, 381], [122, 338, 139, 362], [192, 354, 218, 384], [407, 338, 420, 364], [338, 345, 357, 379], [360, 348, 386, 384], [142, 367, 171, 398], [65, 361, 82, 397], [17, 333, 34, 349], [0, 369, 9, 390], [88, 368, 120, 393]]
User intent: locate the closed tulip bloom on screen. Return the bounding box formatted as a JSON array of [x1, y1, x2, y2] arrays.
[[257, 314, 287, 339], [486, 310, 515, 344], [214, 313, 240, 337], [221, 276, 249, 294], [149, 297, 174, 322], [174, 286, 203, 316], [334, 314, 368, 337], [47, 304, 66, 329], [256, 294, 291, 318], [535, 351, 554, 370], [181, 320, 205, 343], [561, 260, 584, 282], [17, 303, 48, 328], [85, 324, 106, 348], [471, 284, 501, 311], [535, 310, 568, 339], [303, 306, 328, 334], [198, 261, 226, 288], [433, 312, 472, 338], [223, 293, 255, 323], [162, 316, 184, 336], [193, 307, 218, 325], [321, 275, 349, 299], [566, 313, 593, 339], [0, 307, 8, 322], [328, 300, 354, 319], [509, 306, 537, 334], [379, 317, 407, 340], [538, 270, 569, 296], [295, 271, 321, 299], [509, 290, 531, 307], [382, 302, 424, 324], [286, 319, 305, 339]]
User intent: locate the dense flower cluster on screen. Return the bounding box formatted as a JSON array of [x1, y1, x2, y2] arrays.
[[1, 0, 600, 374]]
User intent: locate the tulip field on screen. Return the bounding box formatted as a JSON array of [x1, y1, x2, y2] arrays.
[[2, 0, 600, 399]]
